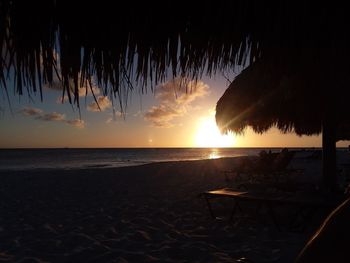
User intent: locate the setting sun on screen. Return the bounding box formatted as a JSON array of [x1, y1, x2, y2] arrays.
[[195, 116, 236, 147]]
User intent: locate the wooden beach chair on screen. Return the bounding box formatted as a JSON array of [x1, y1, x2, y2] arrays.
[[251, 149, 297, 183], [200, 187, 344, 232], [222, 157, 256, 185], [221, 151, 278, 186], [224, 150, 301, 192]]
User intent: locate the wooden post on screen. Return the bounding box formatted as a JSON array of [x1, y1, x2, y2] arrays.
[[322, 117, 337, 192]]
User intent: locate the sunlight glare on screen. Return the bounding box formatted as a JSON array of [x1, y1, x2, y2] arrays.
[[195, 116, 236, 147], [208, 149, 220, 159]]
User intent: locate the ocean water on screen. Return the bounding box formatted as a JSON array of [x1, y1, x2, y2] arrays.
[[0, 147, 313, 171]]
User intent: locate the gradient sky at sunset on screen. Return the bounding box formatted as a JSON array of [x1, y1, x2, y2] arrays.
[[0, 71, 349, 148]]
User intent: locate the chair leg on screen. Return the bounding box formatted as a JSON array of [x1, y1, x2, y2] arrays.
[[204, 196, 216, 219], [288, 206, 304, 231], [255, 201, 281, 231], [288, 205, 318, 232], [229, 200, 241, 222], [266, 203, 281, 231]]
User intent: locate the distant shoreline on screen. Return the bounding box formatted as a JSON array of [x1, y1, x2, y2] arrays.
[[0, 156, 243, 173], [1, 148, 348, 172], [0, 146, 331, 150]]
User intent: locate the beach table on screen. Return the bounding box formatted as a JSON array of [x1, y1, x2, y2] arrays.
[[200, 188, 343, 231]]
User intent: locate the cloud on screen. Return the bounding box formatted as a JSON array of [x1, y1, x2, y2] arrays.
[[87, 96, 112, 112], [47, 73, 101, 104], [65, 119, 85, 128], [144, 78, 209, 128], [133, 110, 142, 117], [150, 121, 174, 128], [78, 86, 100, 97], [106, 111, 123, 124], [155, 78, 209, 105], [19, 107, 43, 116], [36, 112, 65, 121], [35, 51, 99, 108], [19, 106, 84, 129], [144, 105, 184, 128], [56, 86, 101, 104]]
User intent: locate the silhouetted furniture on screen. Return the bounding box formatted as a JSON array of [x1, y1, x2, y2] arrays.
[[250, 150, 298, 183], [222, 157, 255, 184], [305, 150, 322, 160], [200, 188, 343, 232], [223, 150, 302, 188]]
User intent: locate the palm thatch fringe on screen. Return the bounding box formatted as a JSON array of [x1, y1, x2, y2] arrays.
[[1, 1, 349, 106], [215, 55, 350, 139]]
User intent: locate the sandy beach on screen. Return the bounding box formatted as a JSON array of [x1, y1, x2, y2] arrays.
[[1, 152, 349, 263]]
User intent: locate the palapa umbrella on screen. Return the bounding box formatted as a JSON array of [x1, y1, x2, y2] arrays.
[[216, 55, 350, 192]]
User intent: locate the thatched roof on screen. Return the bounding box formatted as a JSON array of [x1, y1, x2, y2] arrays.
[[215, 55, 350, 139], [215, 48, 349, 191], [1, 1, 349, 106]]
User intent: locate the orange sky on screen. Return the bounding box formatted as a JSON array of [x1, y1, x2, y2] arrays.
[[0, 75, 349, 148]]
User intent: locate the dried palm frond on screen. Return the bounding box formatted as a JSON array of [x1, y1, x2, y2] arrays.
[[1, 1, 348, 108]]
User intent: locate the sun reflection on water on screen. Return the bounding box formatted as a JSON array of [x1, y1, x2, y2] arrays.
[[209, 149, 220, 159]]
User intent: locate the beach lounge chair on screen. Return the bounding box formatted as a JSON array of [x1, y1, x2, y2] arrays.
[[252, 149, 296, 182], [222, 157, 255, 185], [222, 151, 278, 186], [200, 187, 344, 232], [305, 149, 322, 160], [224, 149, 300, 191]]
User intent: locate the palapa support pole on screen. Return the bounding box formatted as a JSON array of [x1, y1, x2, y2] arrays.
[[322, 111, 337, 193]]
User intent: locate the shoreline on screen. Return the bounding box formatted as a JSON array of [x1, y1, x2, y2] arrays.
[[3, 147, 347, 172], [0, 155, 250, 173]]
